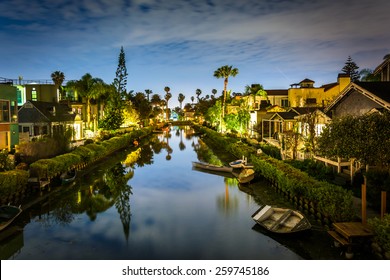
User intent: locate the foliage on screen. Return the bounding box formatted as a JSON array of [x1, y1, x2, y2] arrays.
[[113, 46, 128, 99], [205, 100, 223, 130], [195, 125, 355, 222], [258, 143, 282, 160], [213, 65, 239, 118], [286, 159, 335, 182], [0, 150, 14, 171], [341, 55, 360, 82], [317, 112, 390, 167], [368, 214, 390, 252], [0, 169, 29, 198]]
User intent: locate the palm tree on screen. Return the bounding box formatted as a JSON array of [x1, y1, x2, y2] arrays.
[[196, 89, 202, 102], [69, 73, 106, 129], [213, 65, 239, 118], [191, 96, 194, 104], [178, 93, 185, 109], [211, 89, 217, 99], [51, 71, 65, 101], [145, 89, 152, 102], [164, 91, 172, 121]]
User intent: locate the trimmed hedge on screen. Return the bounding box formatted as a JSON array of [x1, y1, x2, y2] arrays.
[[196, 125, 355, 223], [29, 127, 152, 180], [0, 169, 29, 201]]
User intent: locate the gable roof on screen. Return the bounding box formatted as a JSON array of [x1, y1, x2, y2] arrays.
[[289, 107, 320, 115], [269, 111, 299, 120], [18, 101, 76, 123], [373, 58, 390, 75], [324, 82, 390, 113]]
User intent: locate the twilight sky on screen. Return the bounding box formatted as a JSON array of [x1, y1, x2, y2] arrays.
[[1, 0, 389, 107]]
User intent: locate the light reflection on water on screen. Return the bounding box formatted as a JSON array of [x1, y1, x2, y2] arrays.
[[7, 126, 302, 260]]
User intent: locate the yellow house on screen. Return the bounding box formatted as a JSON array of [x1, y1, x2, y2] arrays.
[[288, 74, 350, 107]]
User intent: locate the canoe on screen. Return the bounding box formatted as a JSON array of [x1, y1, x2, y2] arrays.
[[192, 161, 233, 173], [235, 168, 255, 184], [0, 205, 22, 232], [60, 169, 77, 184], [251, 205, 311, 234]]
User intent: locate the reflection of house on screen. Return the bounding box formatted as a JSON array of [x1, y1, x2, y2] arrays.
[[0, 84, 19, 150], [288, 74, 350, 107], [18, 101, 83, 142], [324, 82, 390, 118]]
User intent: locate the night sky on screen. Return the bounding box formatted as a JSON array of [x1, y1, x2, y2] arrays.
[[1, 0, 389, 106]]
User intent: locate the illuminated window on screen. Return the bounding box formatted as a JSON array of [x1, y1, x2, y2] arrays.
[[32, 88, 37, 101]]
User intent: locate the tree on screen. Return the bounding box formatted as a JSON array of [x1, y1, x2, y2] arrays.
[[213, 65, 239, 118], [164, 88, 172, 120], [51, 71, 65, 100], [178, 93, 185, 109], [196, 89, 202, 102], [359, 68, 380, 82], [342, 56, 360, 82], [145, 89, 152, 102], [113, 46, 128, 99], [317, 112, 390, 168]]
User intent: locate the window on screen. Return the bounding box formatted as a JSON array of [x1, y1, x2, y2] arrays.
[[306, 98, 317, 105], [32, 88, 37, 101], [0, 100, 10, 122], [281, 99, 289, 107]]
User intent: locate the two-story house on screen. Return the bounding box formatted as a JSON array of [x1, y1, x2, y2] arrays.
[[0, 83, 19, 151]]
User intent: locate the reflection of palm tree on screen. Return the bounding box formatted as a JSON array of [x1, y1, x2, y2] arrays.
[[216, 178, 239, 215], [179, 127, 186, 151]]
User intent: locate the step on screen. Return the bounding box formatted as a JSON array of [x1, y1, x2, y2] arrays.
[[328, 230, 350, 246]]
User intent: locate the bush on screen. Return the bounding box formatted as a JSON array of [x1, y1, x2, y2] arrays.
[[369, 214, 390, 252]]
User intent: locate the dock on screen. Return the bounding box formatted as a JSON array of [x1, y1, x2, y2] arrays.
[[328, 222, 374, 258]]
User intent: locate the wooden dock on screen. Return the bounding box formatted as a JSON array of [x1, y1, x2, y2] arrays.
[[328, 222, 374, 258]]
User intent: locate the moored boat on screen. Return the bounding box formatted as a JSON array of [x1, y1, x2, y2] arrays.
[[60, 169, 77, 184], [229, 157, 254, 169], [192, 161, 233, 173], [251, 205, 311, 234], [0, 204, 22, 232], [234, 168, 255, 184]]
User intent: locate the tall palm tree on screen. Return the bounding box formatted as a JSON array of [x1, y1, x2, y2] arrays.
[[196, 89, 202, 102], [51, 70, 65, 101], [178, 93, 185, 109], [213, 65, 239, 118], [145, 89, 152, 102], [164, 91, 172, 121]]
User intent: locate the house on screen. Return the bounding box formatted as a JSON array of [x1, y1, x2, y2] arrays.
[[18, 101, 83, 142], [373, 56, 390, 81], [288, 74, 350, 107], [0, 84, 19, 151], [24, 83, 59, 103], [324, 82, 390, 118]]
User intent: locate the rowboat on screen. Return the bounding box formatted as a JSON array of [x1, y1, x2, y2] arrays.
[[0, 204, 22, 231], [192, 161, 233, 173], [60, 169, 77, 184], [229, 157, 254, 169], [234, 168, 255, 184], [251, 205, 311, 234]]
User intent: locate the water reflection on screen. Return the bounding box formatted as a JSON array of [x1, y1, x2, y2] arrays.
[[9, 127, 306, 260]]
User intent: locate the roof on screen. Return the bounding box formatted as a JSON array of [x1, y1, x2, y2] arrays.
[[265, 89, 288, 96], [18, 101, 77, 123], [373, 58, 390, 75], [269, 111, 299, 120], [289, 107, 321, 115], [299, 78, 315, 84], [321, 82, 338, 91], [325, 82, 390, 113]]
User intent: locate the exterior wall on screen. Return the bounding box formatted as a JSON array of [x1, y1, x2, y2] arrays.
[[288, 87, 323, 107], [25, 84, 58, 103], [0, 85, 19, 150], [332, 90, 381, 118]]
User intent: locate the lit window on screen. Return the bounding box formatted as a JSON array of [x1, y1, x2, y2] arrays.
[[32, 88, 37, 101]]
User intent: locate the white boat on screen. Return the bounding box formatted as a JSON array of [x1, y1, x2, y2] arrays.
[[192, 161, 233, 173], [251, 205, 311, 234], [235, 168, 255, 184], [0, 204, 22, 232], [229, 157, 254, 169]]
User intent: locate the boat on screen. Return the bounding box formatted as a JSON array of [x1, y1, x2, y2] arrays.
[[251, 205, 311, 234], [60, 169, 77, 184], [234, 168, 255, 184], [0, 204, 22, 231], [229, 157, 254, 169], [192, 161, 233, 173]]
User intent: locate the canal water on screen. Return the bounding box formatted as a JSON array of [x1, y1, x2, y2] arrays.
[[0, 126, 372, 260]]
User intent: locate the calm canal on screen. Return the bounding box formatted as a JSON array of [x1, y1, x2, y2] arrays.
[[1, 126, 373, 260]]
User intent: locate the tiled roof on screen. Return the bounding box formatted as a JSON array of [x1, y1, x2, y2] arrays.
[[18, 101, 76, 123]]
